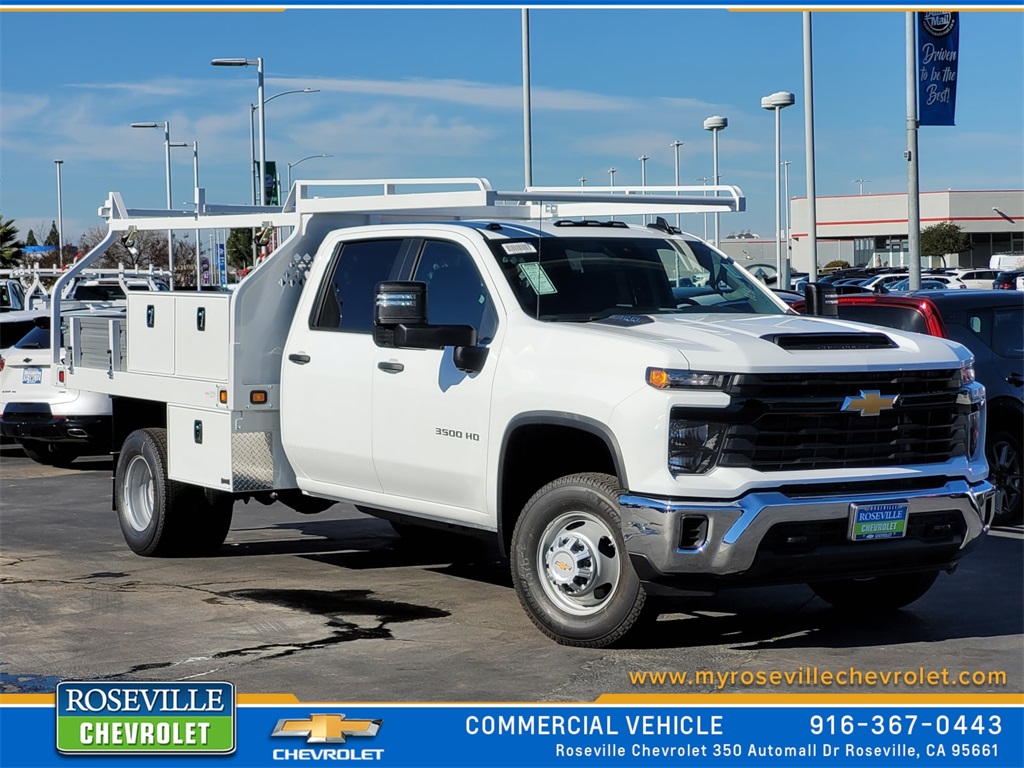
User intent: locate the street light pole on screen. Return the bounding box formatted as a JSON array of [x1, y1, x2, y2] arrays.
[[54, 159, 64, 269], [696, 176, 711, 241], [782, 160, 792, 258], [703, 116, 728, 248], [671, 139, 684, 229], [579, 176, 586, 188], [211, 57, 267, 205], [521, 9, 533, 189], [638, 154, 649, 223], [131, 120, 175, 288], [172, 140, 202, 286], [760, 92, 795, 289], [852, 178, 870, 195], [608, 167, 616, 187], [246, 88, 319, 205], [287, 154, 333, 188]]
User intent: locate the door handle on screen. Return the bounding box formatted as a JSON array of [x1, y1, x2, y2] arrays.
[[377, 361, 405, 374], [1007, 372, 1023, 387], [288, 353, 311, 365]]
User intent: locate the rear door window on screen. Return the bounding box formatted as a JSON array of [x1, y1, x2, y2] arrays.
[[992, 308, 1024, 358]]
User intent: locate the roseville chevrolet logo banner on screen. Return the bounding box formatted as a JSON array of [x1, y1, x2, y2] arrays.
[[54, 681, 234, 754], [3, 691, 1022, 767]]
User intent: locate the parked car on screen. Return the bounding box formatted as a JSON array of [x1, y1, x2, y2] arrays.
[[861, 273, 909, 292], [941, 268, 1000, 290], [1, 308, 48, 352], [793, 290, 1023, 524], [0, 311, 117, 465], [887, 276, 965, 291], [994, 270, 1024, 291], [1, 278, 27, 312]]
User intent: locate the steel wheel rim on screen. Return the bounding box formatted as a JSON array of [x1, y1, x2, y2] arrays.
[[991, 438, 1022, 518], [537, 510, 622, 616], [123, 455, 155, 533]]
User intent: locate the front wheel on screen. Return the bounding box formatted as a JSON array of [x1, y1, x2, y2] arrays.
[[510, 473, 645, 647], [809, 571, 938, 612]]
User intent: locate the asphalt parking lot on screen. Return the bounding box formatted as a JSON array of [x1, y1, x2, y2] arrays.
[[2, 443, 1022, 702]]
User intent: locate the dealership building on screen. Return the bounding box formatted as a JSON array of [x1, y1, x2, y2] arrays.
[[719, 188, 1023, 275]]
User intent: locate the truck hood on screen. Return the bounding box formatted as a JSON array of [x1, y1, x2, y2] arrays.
[[580, 313, 968, 372]]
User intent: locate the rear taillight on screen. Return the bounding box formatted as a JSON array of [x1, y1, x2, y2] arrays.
[[0, 354, 5, 372]]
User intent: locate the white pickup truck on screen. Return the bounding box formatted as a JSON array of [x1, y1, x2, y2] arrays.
[[52, 178, 996, 647]]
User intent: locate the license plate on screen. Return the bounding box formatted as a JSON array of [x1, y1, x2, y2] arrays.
[[21, 367, 42, 385], [848, 502, 909, 541]]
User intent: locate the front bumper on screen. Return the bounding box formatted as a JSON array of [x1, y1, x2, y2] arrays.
[[620, 479, 997, 593]]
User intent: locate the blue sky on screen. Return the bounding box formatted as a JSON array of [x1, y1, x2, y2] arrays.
[[1, 7, 1022, 246]]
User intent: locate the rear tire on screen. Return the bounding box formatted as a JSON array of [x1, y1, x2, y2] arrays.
[[115, 428, 232, 557], [510, 473, 645, 648], [20, 440, 80, 467], [809, 571, 938, 612]]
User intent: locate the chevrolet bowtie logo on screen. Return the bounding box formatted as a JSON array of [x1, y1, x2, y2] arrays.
[[841, 389, 899, 417], [271, 714, 382, 744]]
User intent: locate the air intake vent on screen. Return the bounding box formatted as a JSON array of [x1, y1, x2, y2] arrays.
[[762, 333, 897, 351]]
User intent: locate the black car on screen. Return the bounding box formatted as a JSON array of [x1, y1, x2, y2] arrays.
[[994, 270, 1023, 290]]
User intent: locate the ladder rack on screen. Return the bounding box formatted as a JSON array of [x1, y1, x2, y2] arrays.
[[95, 177, 745, 234]]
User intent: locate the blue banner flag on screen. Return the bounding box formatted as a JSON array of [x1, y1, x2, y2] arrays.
[[917, 12, 960, 126]]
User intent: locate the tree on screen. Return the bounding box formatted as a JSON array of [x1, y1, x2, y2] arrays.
[[25, 230, 38, 247], [44, 220, 59, 247], [227, 228, 255, 272], [79, 226, 177, 271], [921, 222, 971, 259], [1, 214, 25, 267]]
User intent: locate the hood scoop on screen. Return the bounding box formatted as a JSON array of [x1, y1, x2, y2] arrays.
[[762, 332, 897, 351]]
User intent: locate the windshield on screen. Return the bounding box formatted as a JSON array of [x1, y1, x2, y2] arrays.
[[489, 234, 788, 320]]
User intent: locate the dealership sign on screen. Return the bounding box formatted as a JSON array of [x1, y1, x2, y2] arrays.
[[917, 12, 960, 126]]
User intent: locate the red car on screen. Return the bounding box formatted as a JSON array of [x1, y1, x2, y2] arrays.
[[794, 290, 1023, 524]]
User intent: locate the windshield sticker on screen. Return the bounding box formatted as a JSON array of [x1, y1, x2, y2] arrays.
[[503, 242, 538, 255], [517, 263, 558, 295]]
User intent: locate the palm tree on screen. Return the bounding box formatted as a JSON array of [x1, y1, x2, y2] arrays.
[[0, 214, 25, 267]]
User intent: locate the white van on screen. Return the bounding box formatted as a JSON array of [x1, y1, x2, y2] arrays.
[[989, 252, 1024, 271]]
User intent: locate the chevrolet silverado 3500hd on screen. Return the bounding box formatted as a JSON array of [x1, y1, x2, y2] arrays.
[[50, 179, 996, 647]]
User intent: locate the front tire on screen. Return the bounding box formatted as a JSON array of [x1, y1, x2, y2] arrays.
[[510, 473, 645, 648], [115, 428, 233, 557], [809, 571, 938, 612]]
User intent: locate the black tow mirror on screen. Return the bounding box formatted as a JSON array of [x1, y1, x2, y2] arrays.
[[375, 280, 479, 351], [803, 282, 839, 317], [375, 281, 428, 326]]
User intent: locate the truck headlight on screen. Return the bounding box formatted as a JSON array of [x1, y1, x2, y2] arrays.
[[669, 418, 726, 474], [647, 368, 729, 390]]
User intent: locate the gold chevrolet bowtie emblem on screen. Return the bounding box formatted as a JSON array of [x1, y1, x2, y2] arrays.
[[271, 714, 382, 743], [840, 389, 899, 417]]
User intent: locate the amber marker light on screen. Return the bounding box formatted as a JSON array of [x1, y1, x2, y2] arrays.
[[250, 390, 268, 404], [219, 390, 228, 404], [647, 368, 670, 389]]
